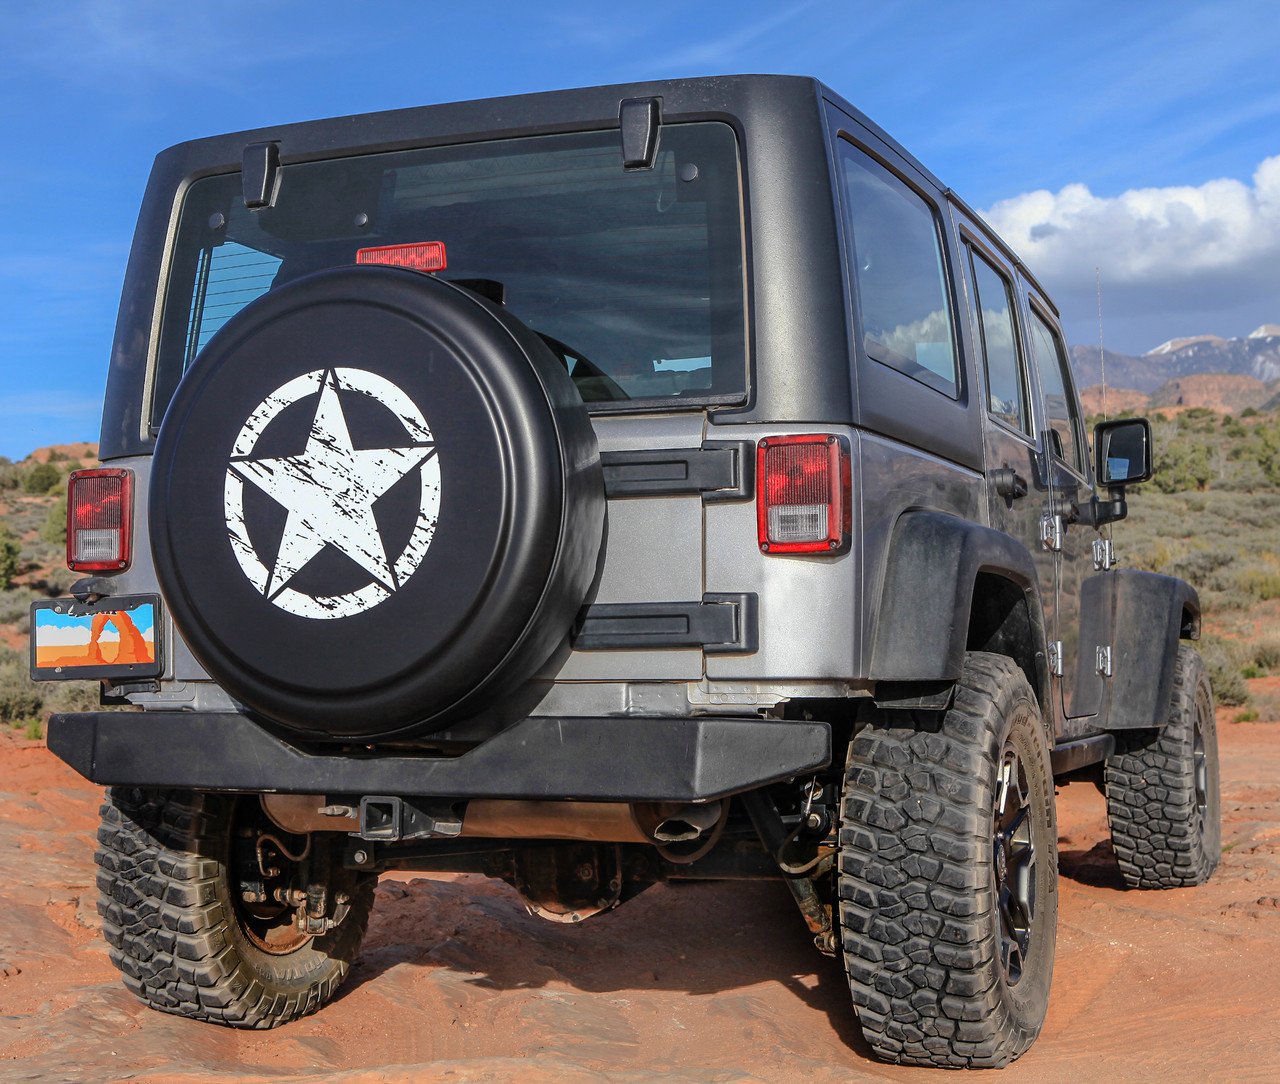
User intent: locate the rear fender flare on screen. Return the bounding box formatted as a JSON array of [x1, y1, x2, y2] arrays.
[[869, 510, 1051, 719]]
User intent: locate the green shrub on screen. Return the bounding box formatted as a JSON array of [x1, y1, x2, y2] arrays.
[[1166, 546, 1235, 583], [41, 679, 99, 716], [1252, 634, 1280, 672], [0, 526, 19, 591], [1199, 638, 1251, 707], [41, 495, 66, 548], [0, 646, 43, 723], [1151, 427, 1212, 492], [0, 588, 38, 625], [1243, 406, 1260, 418], [0, 460, 22, 490], [33, 566, 77, 597], [1237, 709, 1260, 722], [1237, 566, 1280, 602], [22, 461, 61, 494], [23, 717, 42, 741]]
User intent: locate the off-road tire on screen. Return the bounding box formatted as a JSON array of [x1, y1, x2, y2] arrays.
[[1104, 644, 1220, 889], [839, 652, 1058, 1068], [95, 787, 375, 1028]]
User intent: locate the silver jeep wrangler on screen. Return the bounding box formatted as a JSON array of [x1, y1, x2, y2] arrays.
[[38, 75, 1218, 1068]]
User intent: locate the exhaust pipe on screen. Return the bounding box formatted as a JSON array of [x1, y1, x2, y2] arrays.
[[262, 794, 725, 845], [650, 801, 725, 842]]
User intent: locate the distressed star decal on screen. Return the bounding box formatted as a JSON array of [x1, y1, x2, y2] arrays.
[[229, 369, 435, 602]]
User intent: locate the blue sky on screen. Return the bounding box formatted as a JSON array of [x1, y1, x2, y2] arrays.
[[1, 0, 1278, 460]]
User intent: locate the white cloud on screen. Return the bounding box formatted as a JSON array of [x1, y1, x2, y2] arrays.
[[983, 156, 1280, 289]]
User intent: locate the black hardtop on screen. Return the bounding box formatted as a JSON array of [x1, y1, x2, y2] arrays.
[[98, 73, 999, 460], [104, 75, 845, 458], [158, 74, 830, 171]]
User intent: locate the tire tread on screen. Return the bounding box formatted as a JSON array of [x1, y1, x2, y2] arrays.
[[94, 787, 373, 1028], [839, 653, 1055, 1068]]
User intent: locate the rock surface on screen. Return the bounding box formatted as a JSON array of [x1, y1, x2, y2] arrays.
[[1, 723, 1278, 1082]]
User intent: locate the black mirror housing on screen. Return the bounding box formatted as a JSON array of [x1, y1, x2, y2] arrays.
[[1094, 417, 1153, 487]]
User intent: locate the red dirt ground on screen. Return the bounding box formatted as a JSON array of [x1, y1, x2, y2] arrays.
[[1, 722, 1277, 1083]]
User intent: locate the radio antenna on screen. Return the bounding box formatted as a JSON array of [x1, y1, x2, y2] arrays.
[[1096, 267, 1107, 422]]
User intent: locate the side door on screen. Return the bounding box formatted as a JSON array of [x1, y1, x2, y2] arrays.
[[950, 211, 1058, 726], [1020, 286, 1108, 727]]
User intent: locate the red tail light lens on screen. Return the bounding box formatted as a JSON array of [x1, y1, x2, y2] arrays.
[[67, 469, 132, 572], [356, 241, 447, 272], [757, 436, 850, 554]]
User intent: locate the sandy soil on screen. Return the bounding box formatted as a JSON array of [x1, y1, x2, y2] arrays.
[[1, 722, 1278, 1084]]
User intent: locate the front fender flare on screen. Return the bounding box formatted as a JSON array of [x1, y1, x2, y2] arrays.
[[1106, 570, 1201, 729]]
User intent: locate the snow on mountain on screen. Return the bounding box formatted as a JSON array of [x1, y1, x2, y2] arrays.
[[1072, 325, 1280, 392]]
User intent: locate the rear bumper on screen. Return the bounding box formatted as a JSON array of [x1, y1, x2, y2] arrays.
[[46, 711, 831, 803]]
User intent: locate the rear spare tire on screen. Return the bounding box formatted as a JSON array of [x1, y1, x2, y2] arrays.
[[150, 266, 604, 740]]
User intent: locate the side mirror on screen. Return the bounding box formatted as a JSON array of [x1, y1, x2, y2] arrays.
[[1094, 417, 1153, 487]]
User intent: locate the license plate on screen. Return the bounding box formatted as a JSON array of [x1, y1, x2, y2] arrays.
[[30, 595, 163, 681]]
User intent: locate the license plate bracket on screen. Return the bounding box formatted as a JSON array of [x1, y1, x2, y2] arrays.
[[30, 595, 163, 681]]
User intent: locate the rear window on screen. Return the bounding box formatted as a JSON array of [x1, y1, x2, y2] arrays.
[[150, 123, 746, 429]]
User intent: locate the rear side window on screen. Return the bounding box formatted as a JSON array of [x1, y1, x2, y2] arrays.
[[969, 249, 1028, 435], [151, 123, 746, 429], [838, 143, 957, 397], [1028, 307, 1084, 473]]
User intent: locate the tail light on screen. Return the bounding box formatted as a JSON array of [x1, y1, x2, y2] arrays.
[[66, 469, 132, 572], [356, 241, 447, 272], [757, 435, 851, 554]]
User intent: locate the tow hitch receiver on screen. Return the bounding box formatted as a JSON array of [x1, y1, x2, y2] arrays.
[[358, 795, 463, 841]]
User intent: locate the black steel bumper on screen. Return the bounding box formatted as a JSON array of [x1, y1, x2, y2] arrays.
[[46, 711, 831, 803]]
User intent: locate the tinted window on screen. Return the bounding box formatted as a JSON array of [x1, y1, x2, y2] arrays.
[[838, 143, 957, 396], [1029, 308, 1084, 472], [969, 250, 1028, 434], [152, 123, 746, 428]]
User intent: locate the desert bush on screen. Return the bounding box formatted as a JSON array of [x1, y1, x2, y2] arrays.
[[41, 678, 99, 716], [0, 587, 38, 626], [1166, 546, 1236, 584], [0, 646, 43, 723], [1251, 634, 1280, 672], [0, 526, 19, 590], [22, 462, 61, 495], [1199, 636, 1251, 707], [31, 566, 77, 597], [41, 495, 66, 547], [1236, 565, 1280, 602]]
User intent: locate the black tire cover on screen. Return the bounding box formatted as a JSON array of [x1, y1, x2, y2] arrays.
[[151, 265, 604, 740]]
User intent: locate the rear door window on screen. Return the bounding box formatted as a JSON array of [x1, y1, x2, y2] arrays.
[[968, 249, 1029, 435], [837, 143, 958, 397], [151, 123, 746, 429]]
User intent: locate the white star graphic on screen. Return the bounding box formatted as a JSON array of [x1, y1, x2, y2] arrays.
[[230, 370, 435, 601]]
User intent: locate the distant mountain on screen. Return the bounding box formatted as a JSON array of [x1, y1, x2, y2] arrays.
[[1070, 325, 1280, 393]]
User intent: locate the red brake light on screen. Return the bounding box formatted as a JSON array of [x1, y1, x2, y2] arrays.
[[757, 436, 851, 554], [67, 469, 132, 572], [356, 241, 447, 272]]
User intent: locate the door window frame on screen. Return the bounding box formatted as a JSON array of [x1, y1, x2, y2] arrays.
[[1024, 291, 1090, 484]]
